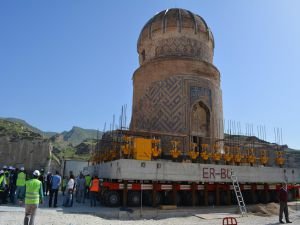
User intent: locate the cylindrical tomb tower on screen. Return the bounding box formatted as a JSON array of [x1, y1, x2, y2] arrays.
[[130, 8, 223, 152]]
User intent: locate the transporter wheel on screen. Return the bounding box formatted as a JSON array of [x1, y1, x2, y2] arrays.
[[265, 191, 271, 203], [105, 191, 120, 207], [269, 190, 278, 203], [181, 191, 195, 206], [252, 191, 258, 204], [257, 190, 265, 203], [164, 191, 181, 205], [231, 191, 237, 204], [198, 191, 204, 205], [102, 191, 109, 206], [220, 191, 228, 205], [143, 191, 162, 206], [242, 191, 251, 204], [128, 191, 141, 207], [288, 191, 294, 201], [208, 192, 215, 206], [142, 191, 152, 206]]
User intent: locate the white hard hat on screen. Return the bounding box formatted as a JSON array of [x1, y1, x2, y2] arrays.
[[3, 165, 7, 169], [33, 170, 40, 177], [20, 167, 25, 171], [0, 170, 4, 174], [9, 166, 13, 170]]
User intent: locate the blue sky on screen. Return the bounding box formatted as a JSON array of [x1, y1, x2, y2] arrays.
[[0, 1, 299, 149]]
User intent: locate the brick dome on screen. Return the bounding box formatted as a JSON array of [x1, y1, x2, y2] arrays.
[[137, 8, 215, 65]]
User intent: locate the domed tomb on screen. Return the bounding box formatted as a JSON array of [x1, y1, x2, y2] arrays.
[[137, 8, 215, 65], [130, 8, 223, 153]]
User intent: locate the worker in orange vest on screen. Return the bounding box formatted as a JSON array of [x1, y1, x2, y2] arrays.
[[89, 176, 100, 207]]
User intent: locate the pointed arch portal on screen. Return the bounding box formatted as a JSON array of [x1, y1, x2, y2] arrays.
[[191, 101, 210, 137]]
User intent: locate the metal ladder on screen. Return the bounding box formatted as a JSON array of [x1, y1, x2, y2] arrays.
[[231, 170, 247, 216]]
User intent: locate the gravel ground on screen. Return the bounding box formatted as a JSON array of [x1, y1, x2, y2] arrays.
[[1, 194, 300, 225]]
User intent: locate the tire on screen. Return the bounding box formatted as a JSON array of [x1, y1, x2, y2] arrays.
[[181, 191, 194, 206], [105, 191, 120, 207], [242, 191, 251, 204], [128, 191, 141, 207], [102, 191, 109, 206], [288, 191, 294, 201], [143, 191, 162, 206], [270, 190, 278, 203], [198, 191, 204, 205], [220, 191, 228, 205], [208, 192, 215, 206], [231, 191, 237, 204], [165, 191, 181, 205]]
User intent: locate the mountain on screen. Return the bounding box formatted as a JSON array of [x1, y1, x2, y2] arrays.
[[0, 119, 43, 140], [0, 118, 102, 145], [0, 117, 56, 138], [61, 126, 102, 146], [0, 117, 102, 160]]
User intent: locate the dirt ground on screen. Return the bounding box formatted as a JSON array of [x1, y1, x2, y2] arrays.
[[1, 194, 300, 225]]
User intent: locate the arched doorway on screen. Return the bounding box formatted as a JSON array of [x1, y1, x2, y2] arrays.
[[190, 102, 210, 149]]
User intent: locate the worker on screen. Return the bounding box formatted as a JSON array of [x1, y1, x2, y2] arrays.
[[63, 175, 75, 207], [16, 167, 26, 205], [76, 174, 86, 203], [38, 168, 46, 196], [278, 183, 292, 224], [0, 170, 7, 204], [2, 165, 9, 204], [84, 173, 91, 199], [24, 170, 43, 225], [45, 172, 52, 196], [89, 175, 100, 207], [9, 166, 17, 204], [48, 171, 61, 208], [61, 176, 67, 196]]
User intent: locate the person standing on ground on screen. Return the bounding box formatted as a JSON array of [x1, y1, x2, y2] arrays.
[[63, 175, 75, 207], [89, 175, 100, 207], [45, 172, 52, 196], [61, 176, 67, 196], [84, 173, 91, 199], [3, 165, 9, 203], [16, 167, 26, 205], [48, 171, 61, 208], [0, 170, 7, 204], [24, 170, 43, 225], [9, 167, 17, 204], [76, 174, 86, 203], [38, 169, 45, 196], [278, 183, 292, 224]]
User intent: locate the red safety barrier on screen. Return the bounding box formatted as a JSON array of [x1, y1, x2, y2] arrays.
[[222, 217, 238, 225]]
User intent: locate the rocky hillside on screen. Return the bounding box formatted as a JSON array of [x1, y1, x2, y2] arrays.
[[0, 118, 102, 161], [0, 119, 52, 171], [0, 119, 43, 140], [1, 117, 56, 138]]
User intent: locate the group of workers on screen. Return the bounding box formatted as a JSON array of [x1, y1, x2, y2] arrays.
[[0, 165, 27, 204], [0, 165, 100, 225]]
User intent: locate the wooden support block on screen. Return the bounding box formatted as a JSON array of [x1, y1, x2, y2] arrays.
[[159, 205, 177, 210]]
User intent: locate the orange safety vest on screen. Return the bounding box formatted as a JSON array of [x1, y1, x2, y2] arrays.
[[89, 179, 99, 192]]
